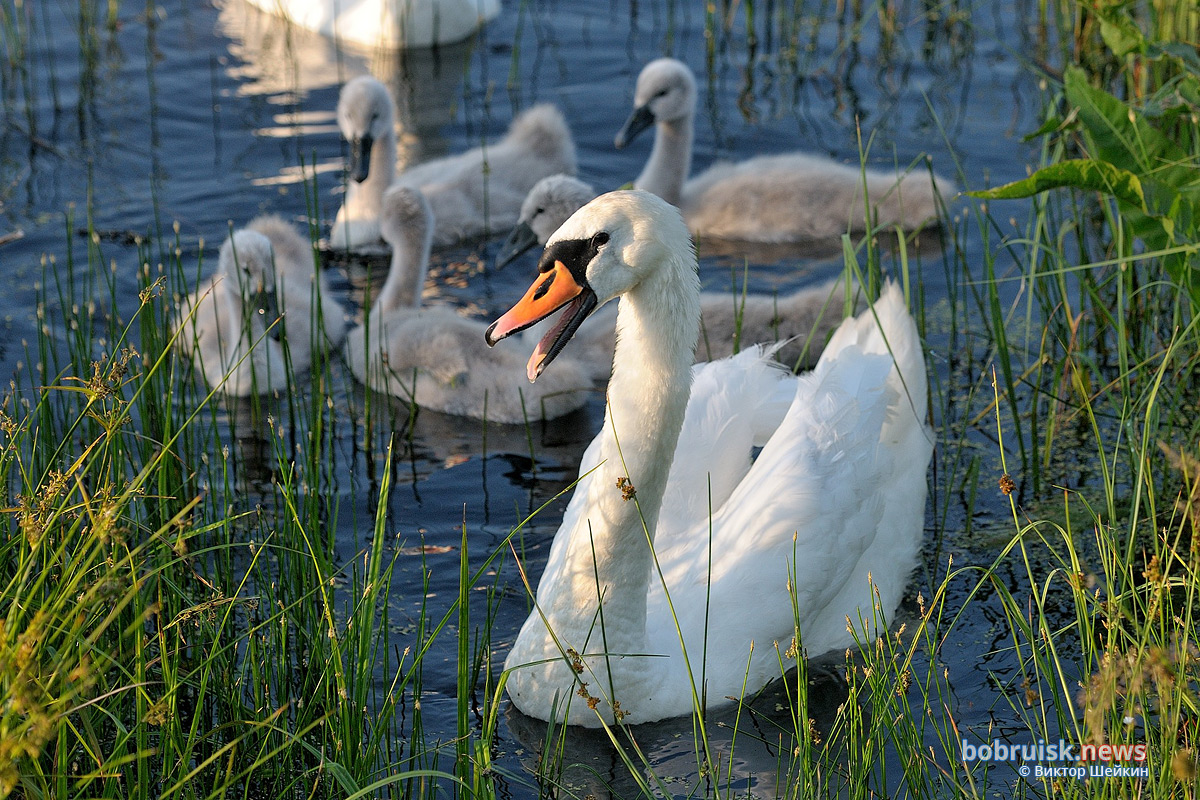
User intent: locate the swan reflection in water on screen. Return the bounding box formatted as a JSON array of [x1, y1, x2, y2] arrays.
[[215, 0, 477, 186]]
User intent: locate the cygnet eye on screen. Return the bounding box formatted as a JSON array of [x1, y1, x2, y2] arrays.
[[534, 206, 545, 216]]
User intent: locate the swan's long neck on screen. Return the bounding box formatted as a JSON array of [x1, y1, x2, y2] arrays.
[[347, 128, 397, 218], [549, 252, 700, 654], [375, 227, 430, 313], [635, 115, 692, 206]]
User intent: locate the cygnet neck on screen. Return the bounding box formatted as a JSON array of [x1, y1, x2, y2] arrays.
[[375, 218, 431, 314], [635, 114, 692, 207]]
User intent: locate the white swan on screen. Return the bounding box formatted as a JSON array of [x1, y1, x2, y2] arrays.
[[241, 0, 500, 50], [486, 191, 932, 726], [502, 175, 849, 374], [175, 215, 347, 396], [330, 76, 577, 251], [345, 185, 591, 423], [614, 58, 955, 242]]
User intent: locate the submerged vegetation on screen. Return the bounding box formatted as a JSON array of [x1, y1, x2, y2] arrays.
[[2, 0, 1199, 797]]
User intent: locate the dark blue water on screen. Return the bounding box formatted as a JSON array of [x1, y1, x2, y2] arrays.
[[0, 0, 1049, 794]]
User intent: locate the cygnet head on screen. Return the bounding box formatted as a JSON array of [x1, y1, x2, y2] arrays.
[[219, 229, 279, 325], [219, 229, 276, 293], [377, 185, 434, 311], [486, 190, 692, 381], [495, 174, 596, 269], [337, 75, 395, 183], [615, 58, 697, 147]]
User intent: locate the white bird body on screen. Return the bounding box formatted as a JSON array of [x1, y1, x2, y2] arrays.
[[345, 186, 591, 423], [331, 76, 576, 250], [615, 58, 955, 242], [242, 0, 500, 49], [175, 215, 346, 396], [487, 191, 932, 727]]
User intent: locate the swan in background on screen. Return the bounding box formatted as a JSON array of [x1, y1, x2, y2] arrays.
[[486, 191, 932, 727], [345, 185, 591, 423], [502, 174, 849, 373], [241, 0, 500, 49], [175, 215, 347, 396], [614, 58, 956, 242], [330, 75, 577, 250], [217, 1, 473, 190]]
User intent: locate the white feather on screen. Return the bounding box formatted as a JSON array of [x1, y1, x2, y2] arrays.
[[242, 0, 500, 49]]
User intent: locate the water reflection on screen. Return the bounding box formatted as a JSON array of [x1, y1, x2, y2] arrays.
[[216, 0, 477, 186]]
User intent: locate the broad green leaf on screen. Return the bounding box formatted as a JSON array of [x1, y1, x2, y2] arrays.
[[1097, 9, 1145, 57], [968, 159, 1147, 209], [1149, 42, 1200, 75], [1064, 66, 1195, 189]]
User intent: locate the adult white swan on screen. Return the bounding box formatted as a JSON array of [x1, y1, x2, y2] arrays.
[[242, 0, 500, 50], [345, 185, 591, 422], [176, 215, 346, 396], [614, 58, 955, 242], [330, 76, 576, 251], [486, 191, 932, 726]]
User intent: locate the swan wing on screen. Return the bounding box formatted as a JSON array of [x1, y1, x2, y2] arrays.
[[657, 347, 795, 523], [648, 285, 930, 675]]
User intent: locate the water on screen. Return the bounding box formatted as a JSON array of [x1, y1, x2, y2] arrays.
[[1, 0, 1050, 794]]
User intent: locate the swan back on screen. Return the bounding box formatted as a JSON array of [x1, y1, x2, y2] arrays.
[[504, 104, 576, 165], [392, 103, 577, 246], [243, 0, 500, 48]]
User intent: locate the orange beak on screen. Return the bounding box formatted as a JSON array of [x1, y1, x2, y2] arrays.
[[486, 260, 597, 382]]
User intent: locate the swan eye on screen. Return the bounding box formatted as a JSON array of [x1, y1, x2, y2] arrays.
[[591, 232, 610, 248]]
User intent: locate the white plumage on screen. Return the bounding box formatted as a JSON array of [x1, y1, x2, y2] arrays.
[[488, 191, 933, 727], [344, 185, 591, 423], [330, 76, 576, 250], [175, 215, 346, 396], [241, 0, 499, 49], [615, 58, 956, 242]]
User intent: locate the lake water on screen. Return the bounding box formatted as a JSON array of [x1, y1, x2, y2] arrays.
[[1, 0, 1050, 794]]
